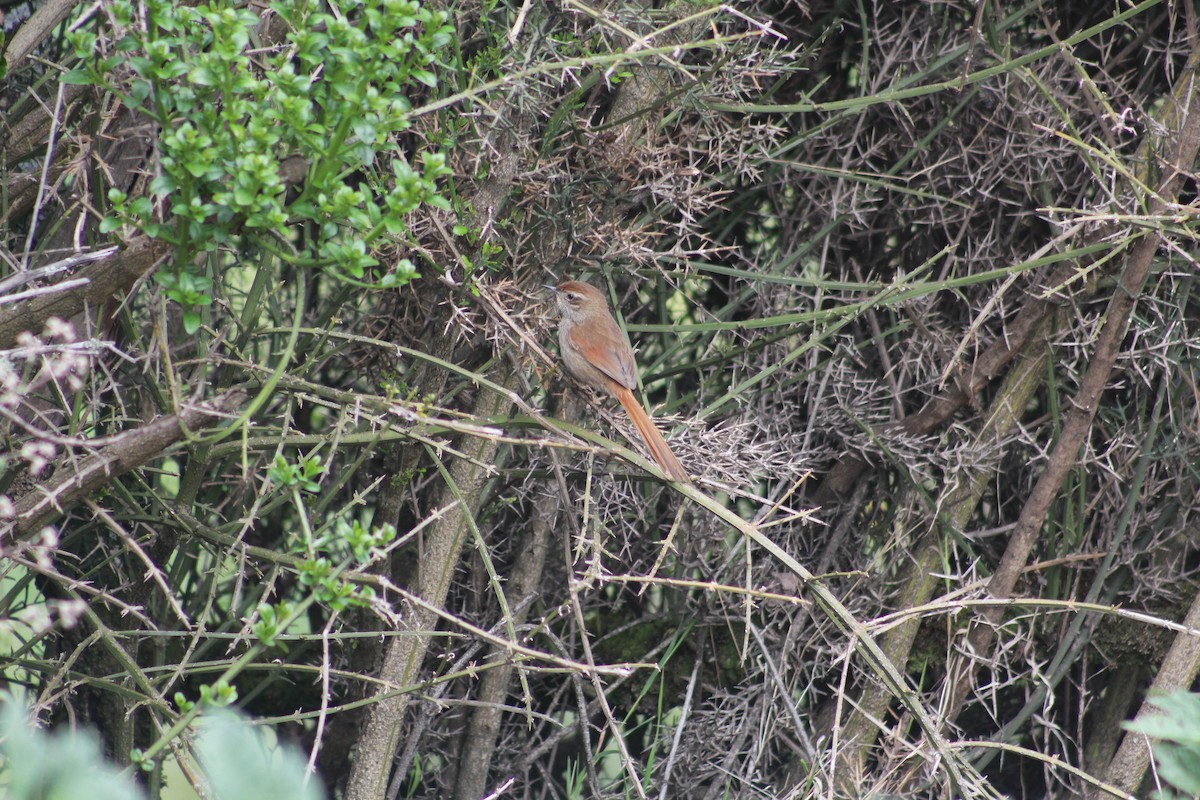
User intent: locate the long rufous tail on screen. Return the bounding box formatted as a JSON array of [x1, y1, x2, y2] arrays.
[[613, 386, 690, 483]]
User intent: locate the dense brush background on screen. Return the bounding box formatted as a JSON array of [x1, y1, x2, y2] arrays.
[[2, 1, 1199, 798]]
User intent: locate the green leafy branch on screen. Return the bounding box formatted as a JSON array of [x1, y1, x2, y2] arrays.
[[64, 0, 455, 324], [259, 454, 397, 642]]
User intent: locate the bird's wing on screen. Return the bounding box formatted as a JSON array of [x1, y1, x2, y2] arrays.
[[566, 320, 639, 390]]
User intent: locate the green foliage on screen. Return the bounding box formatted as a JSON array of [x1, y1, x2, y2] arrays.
[[199, 679, 240, 707], [0, 697, 143, 800], [195, 710, 325, 800], [268, 454, 326, 493], [297, 558, 363, 611], [128, 747, 155, 772], [337, 518, 398, 563], [173, 691, 196, 714], [290, 516, 395, 611], [1124, 691, 1200, 799], [267, 455, 395, 613], [173, 679, 240, 717], [250, 601, 292, 648], [64, 0, 454, 320], [155, 269, 214, 334], [0, 699, 322, 800]]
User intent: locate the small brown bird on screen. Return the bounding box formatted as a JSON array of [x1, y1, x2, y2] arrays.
[[550, 280, 690, 483]]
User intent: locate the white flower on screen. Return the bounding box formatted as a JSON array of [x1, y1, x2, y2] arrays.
[[44, 317, 76, 343], [55, 599, 86, 628], [21, 441, 56, 476]]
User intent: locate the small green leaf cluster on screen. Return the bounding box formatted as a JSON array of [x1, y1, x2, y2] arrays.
[[173, 679, 239, 716], [64, 0, 455, 317], [268, 454, 325, 493], [1124, 690, 1200, 799], [128, 746, 155, 772], [296, 519, 396, 611], [321, 517, 399, 564], [155, 269, 214, 334], [264, 455, 396, 621], [297, 557, 362, 612], [250, 601, 292, 648]]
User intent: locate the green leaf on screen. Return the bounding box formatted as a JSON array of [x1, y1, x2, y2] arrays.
[[198, 680, 238, 707], [128, 78, 153, 105], [1127, 692, 1200, 743], [149, 173, 177, 197], [1126, 691, 1200, 797], [195, 711, 324, 800], [60, 67, 96, 86], [188, 65, 218, 86], [129, 748, 156, 772], [1157, 744, 1200, 795]]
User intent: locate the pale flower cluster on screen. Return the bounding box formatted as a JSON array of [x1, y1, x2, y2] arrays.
[[1, 317, 93, 476]]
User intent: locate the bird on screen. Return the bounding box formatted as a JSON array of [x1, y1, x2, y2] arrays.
[[549, 280, 690, 484]]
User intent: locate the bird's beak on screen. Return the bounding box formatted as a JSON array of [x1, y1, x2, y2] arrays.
[[543, 283, 558, 293]]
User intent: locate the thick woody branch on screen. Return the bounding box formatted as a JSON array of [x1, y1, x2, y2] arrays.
[[2, 0, 79, 80], [3, 388, 248, 541], [0, 238, 167, 349]]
